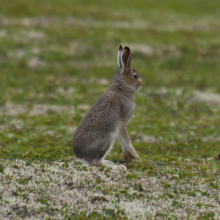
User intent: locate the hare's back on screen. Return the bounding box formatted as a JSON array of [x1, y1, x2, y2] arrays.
[[72, 91, 121, 160], [75, 90, 120, 137]]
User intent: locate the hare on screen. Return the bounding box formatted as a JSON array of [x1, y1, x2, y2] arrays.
[[72, 45, 144, 171]]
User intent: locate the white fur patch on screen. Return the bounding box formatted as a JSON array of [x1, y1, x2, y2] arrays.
[[117, 49, 123, 68]]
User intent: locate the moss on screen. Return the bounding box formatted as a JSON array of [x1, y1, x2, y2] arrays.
[[1, 0, 220, 218]]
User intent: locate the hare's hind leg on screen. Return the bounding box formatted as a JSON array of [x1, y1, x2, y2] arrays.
[[97, 138, 127, 171]]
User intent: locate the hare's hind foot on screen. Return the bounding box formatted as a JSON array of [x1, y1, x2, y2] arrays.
[[75, 158, 126, 171], [104, 160, 114, 165], [99, 160, 127, 171], [75, 158, 89, 164], [75, 158, 114, 165]]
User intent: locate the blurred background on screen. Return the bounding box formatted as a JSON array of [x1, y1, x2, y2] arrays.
[[0, 0, 220, 161]]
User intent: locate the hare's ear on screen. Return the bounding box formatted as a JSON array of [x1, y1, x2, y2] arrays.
[[117, 45, 123, 68], [122, 46, 131, 68]]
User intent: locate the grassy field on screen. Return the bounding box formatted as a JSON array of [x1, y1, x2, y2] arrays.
[[0, 0, 220, 219]]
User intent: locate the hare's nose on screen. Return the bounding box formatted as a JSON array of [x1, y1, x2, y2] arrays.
[[142, 81, 144, 86]]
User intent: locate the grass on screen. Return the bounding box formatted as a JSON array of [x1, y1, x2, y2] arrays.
[[0, 0, 220, 219]]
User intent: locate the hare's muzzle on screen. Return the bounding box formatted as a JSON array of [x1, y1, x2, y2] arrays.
[[139, 78, 144, 87]]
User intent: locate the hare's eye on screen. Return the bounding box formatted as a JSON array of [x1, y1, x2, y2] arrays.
[[133, 74, 138, 79]]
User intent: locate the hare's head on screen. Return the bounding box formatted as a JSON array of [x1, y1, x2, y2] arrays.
[[117, 45, 144, 92]]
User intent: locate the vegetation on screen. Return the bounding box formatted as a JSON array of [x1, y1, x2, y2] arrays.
[[0, 0, 220, 219]]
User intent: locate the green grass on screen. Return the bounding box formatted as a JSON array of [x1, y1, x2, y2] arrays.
[[0, 0, 220, 219]]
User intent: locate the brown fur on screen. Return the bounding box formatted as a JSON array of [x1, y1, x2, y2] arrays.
[[72, 45, 143, 171]]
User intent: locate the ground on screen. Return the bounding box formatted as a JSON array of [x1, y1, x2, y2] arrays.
[[0, 0, 220, 219]]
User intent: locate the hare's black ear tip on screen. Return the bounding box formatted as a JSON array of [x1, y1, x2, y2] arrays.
[[119, 45, 123, 50], [124, 46, 130, 51]]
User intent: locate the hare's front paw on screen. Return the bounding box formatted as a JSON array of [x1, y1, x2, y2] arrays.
[[124, 156, 134, 163], [131, 152, 139, 159], [123, 151, 139, 163]]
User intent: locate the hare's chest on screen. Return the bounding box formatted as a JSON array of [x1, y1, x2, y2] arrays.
[[121, 99, 136, 122]]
